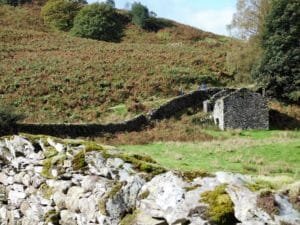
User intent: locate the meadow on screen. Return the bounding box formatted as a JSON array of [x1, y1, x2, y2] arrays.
[[121, 130, 300, 179]]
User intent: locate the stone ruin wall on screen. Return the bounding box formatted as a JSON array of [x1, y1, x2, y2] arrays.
[[221, 89, 269, 130]]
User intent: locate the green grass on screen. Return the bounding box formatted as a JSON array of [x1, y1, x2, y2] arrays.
[[121, 130, 300, 179]]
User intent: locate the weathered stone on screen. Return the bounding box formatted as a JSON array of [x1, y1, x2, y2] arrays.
[[212, 88, 269, 130]]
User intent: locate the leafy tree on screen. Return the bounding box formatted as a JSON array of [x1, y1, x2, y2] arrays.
[[130, 2, 149, 29], [41, 0, 83, 31], [71, 3, 124, 42], [226, 0, 271, 84], [228, 0, 271, 39], [106, 0, 115, 8], [0, 0, 32, 6], [253, 0, 300, 102], [0, 105, 24, 136]]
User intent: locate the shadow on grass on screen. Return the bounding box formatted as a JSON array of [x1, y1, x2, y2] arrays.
[[269, 109, 300, 130]]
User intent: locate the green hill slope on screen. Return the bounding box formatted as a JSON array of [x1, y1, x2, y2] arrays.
[[0, 4, 233, 123]]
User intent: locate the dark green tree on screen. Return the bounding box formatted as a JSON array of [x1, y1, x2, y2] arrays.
[[0, 0, 32, 6], [41, 0, 83, 31], [253, 0, 300, 102], [106, 0, 115, 8], [131, 2, 149, 29], [71, 3, 124, 42]]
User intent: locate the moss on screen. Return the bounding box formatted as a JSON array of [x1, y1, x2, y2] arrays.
[[108, 182, 123, 199], [120, 211, 138, 225], [44, 210, 60, 225], [117, 153, 166, 179], [246, 180, 275, 192], [98, 182, 124, 216], [41, 153, 66, 178], [84, 142, 105, 152], [39, 183, 54, 199], [138, 189, 150, 200], [72, 150, 87, 171], [130, 154, 157, 164], [200, 184, 239, 225], [257, 191, 280, 216], [184, 184, 201, 192], [42, 158, 53, 179], [98, 199, 107, 215], [44, 146, 58, 158], [179, 170, 213, 182]]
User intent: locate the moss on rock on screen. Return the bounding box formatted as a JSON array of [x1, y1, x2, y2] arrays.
[[178, 170, 213, 182], [201, 184, 239, 225], [120, 211, 138, 225], [72, 150, 87, 171], [39, 183, 54, 199], [44, 210, 60, 225]]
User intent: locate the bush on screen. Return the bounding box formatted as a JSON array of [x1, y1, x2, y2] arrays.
[[41, 0, 83, 31], [130, 2, 149, 29], [71, 3, 124, 41], [0, 105, 24, 136]]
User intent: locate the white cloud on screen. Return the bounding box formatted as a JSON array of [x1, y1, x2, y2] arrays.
[[180, 7, 235, 35]]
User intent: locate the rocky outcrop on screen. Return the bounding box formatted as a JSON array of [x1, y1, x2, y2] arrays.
[[0, 135, 299, 225]]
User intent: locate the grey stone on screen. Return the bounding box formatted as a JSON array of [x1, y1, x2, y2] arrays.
[[212, 88, 269, 130]]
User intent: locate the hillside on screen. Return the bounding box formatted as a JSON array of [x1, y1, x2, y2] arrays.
[[0, 4, 234, 123]]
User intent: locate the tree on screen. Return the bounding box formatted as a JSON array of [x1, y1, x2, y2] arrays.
[[228, 0, 271, 39], [71, 3, 124, 42], [226, 0, 271, 83], [106, 0, 115, 8], [253, 0, 300, 102], [0, 0, 32, 6], [130, 2, 149, 29], [41, 0, 83, 31]]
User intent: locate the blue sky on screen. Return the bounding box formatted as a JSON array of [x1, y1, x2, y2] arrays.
[[90, 0, 237, 35]]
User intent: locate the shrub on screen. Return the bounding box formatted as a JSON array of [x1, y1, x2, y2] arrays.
[[130, 2, 149, 29], [71, 3, 124, 41], [41, 0, 83, 31], [0, 105, 24, 136]]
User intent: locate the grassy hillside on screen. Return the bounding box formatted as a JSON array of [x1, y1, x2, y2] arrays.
[[0, 4, 233, 123]]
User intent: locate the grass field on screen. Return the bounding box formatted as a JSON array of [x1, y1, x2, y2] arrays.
[[120, 130, 300, 179]]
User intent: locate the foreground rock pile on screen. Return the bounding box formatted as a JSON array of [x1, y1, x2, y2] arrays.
[[0, 135, 299, 225]]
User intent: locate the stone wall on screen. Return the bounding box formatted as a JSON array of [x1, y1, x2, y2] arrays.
[[17, 115, 149, 138], [16, 88, 223, 137], [213, 88, 269, 130], [148, 88, 224, 120]]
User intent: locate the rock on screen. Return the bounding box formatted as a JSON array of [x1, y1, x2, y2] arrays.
[[53, 191, 66, 210], [0, 135, 299, 225], [65, 186, 85, 212], [8, 190, 26, 207], [60, 210, 77, 225]]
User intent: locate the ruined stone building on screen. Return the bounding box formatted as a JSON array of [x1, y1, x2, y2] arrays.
[[204, 88, 269, 130]]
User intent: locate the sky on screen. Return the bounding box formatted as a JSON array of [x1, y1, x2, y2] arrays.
[[90, 0, 238, 36]]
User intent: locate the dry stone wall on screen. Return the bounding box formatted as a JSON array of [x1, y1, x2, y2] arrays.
[[16, 88, 224, 137]]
